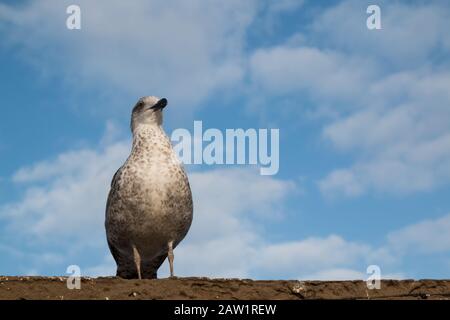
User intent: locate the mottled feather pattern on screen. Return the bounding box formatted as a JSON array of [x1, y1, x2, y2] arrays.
[[105, 97, 193, 279]]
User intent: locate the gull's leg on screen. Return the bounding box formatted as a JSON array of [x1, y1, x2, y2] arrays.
[[132, 244, 142, 280], [168, 241, 174, 277]]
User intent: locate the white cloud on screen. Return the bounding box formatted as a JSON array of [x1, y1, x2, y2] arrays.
[[247, 0, 450, 197], [1, 141, 129, 242], [254, 235, 371, 277], [319, 71, 450, 196], [311, 0, 450, 67], [265, 0, 304, 14], [168, 234, 258, 278], [157, 167, 297, 278], [168, 234, 373, 280], [250, 46, 375, 102], [314, 1, 450, 196], [0, 0, 256, 107], [323, 71, 450, 152], [387, 213, 450, 254], [318, 169, 364, 197], [187, 168, 295, 243]]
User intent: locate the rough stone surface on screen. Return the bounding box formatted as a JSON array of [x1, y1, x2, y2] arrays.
[[0, 277, 449, 300]]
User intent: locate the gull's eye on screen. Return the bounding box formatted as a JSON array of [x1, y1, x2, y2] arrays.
[[133, 101, 145, 113]]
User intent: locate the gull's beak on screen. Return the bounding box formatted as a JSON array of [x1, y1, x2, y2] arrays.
[[151, 98, 168, 110]]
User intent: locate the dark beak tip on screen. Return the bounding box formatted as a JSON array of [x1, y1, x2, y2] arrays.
[[151, 98, 168, 110]]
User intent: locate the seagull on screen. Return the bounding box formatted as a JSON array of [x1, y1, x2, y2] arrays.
[[105, 96, 193, 279]]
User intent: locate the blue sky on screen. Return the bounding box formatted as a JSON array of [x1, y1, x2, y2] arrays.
[[1, 0, 450, 280]]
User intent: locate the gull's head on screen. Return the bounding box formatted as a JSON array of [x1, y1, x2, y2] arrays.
[[131, 96, 167, 132]]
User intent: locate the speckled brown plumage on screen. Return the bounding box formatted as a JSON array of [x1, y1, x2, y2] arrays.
[[105, 96, 193, 279]]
